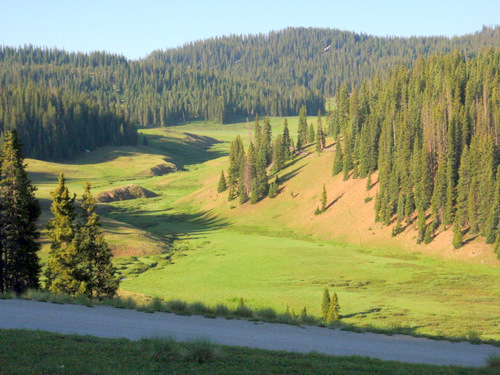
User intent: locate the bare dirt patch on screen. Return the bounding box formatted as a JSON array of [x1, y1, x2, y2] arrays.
[[97, 185, 159, 203]]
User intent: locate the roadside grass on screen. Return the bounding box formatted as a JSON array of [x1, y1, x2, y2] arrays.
[[24, 119, 500, 347], [1, 329, 494, 375]]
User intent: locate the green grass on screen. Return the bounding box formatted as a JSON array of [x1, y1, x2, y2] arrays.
[[1, 329, 493, 375], [24, 118, 500, 345]]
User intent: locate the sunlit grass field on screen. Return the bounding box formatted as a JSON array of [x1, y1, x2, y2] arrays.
[[26, 117, 500, 342]]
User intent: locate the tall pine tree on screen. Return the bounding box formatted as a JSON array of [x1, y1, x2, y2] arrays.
[[0, 130, 41, 294]]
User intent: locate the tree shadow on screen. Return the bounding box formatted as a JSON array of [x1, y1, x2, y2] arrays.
[[325, 193, 344, 210], [105, 206, 229, 242], [341, 307, 382, 319], [277, 165, 305, 185], [39, 132, 226, 173]]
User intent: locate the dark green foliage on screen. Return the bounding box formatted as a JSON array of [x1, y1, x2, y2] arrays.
[[44, 172, 80, 295], [308, 123, 316, 144], [332, 143, 343, 176], [238, 179, 248, 205], [326, 291, 340, 324], [45, 176, 117, 298], [78, 183, 119, 299], [217, 171, 227, 193], [268, 179, 278, 199], [297, 106, 308, 149], [282, 118, 292, 160], [272, 134, 285, 172], [452, 222, 463, 249], [366, 173, 372, 191], [333, 49, 500, 249], [0, 84, 137, 161], [321, 286, 330, 320], [321, 184, 327, 213], [0, 130, 41, 294]]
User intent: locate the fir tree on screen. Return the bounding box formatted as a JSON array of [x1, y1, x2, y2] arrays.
[[332, 143, 344, 176], [79, 182, 119, 299], [217, 170, 227, 193], [308, 123, 315, 144], [297, 105, 308, 147], [44, 172, 82, 295], [268, 179, 278, 198], [321, 184, 327, 212], [238, 178, 248, 205], [282, 118, 291, 160], [0, 130, 41, 294], [452, 221, 463, 249], [321, 286, 330, 320], [326, 291, 340, 324]]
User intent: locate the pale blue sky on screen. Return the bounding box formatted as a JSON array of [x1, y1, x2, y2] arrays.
[[1, 0, 498, 59]]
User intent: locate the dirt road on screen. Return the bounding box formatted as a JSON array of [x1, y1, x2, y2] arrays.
[[1, 299, 498, 367]]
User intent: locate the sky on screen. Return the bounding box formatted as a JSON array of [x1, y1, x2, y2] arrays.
[[1, 0, 499, 60]]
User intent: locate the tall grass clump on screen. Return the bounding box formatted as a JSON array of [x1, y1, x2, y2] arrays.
[[235, 298, 253, 318]]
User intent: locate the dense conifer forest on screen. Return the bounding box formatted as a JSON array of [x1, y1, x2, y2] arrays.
[[1, 26, 499, 161], [331, 49, 500, 251]]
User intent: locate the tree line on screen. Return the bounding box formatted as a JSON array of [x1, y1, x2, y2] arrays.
[[1, 26, 499, 133], [0, 83, 138, 161], [0, 130, 118, 297]]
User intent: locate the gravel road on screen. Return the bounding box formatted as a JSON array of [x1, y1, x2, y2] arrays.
[[1, 299, 498, 367]]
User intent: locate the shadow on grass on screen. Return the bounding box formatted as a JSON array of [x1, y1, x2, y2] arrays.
[[325, 193, 344, 211], [341, 307, 382, 319], [39, 132, 226, 172], [106, 207, 229, 242]]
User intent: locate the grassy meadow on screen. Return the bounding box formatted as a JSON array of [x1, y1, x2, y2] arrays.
[[4, 329, 492, 375], [26, 117, 500, 342]]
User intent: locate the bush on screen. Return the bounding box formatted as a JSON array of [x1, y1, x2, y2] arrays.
[[166, 299, 189, 314], [364, 196, 372, 203]]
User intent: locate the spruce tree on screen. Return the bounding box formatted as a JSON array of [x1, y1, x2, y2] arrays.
[[0, 130, 41, 294], [44, 172, 82, 295], [282, 118, 291, 160], [217, 170, 227, 193], [308, 123, 315, 144], [332, 143, 344, 176], [326, 291, 340, 324], [297, 105, 308, 147], [452, 221, 463, 249], [239, 178, 248, 205], [79, 182, 119, 299], [268, 179, 278, 198], [321, 184, 327, 213], [321, 286, 330, 320]]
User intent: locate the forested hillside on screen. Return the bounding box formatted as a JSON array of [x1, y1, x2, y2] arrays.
[[331, 49, 500, 251], [1, 26, 499, 145]]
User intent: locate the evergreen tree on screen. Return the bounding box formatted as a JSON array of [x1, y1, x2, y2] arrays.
[[332, 143, 344, 176], [79, 182, 119, 299], [282, 118, 291, 160], [321, 286, 330, 320], [238, 178, 248, 204], [321, 184, 327, 213], [317, 109, 326, 149], [452, 221, 463, 249], [326, 291, 340, 324], [217, 170, 227, 193], [308, 123, 315, 144], [44, 172, 82, 295], [0, 130, 41, 294], [272, 134, 285, 172], [297, 105, 308, 147], [268, 178, 278, 198], [485, 165, 500, 244]]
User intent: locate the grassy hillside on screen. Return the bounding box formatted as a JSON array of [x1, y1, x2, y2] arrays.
[[26, 118, 500, 342]]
